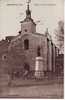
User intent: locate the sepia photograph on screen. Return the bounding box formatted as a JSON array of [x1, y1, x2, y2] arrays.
[[0, 0, 64, 99]]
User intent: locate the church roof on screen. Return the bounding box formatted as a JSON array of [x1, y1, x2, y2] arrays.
[[33, 32, 45, 37], [20, 17, 36, 25], [20, 1, 36, 26]]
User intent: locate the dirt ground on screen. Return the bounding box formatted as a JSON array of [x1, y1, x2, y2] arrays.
[[0, 82, 64, 99]]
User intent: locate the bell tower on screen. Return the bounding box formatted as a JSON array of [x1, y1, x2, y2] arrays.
[[20, 0, 36, 35], [26, 0, 31, 19]]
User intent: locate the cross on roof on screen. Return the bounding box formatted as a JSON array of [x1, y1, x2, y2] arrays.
[[26, 0, 31, 5]]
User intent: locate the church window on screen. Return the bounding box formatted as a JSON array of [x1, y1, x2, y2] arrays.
[[24, 39, 29, 50], [47, 38, 49, 71], [2, 54, 7, 61], [37, 46, 41, 56], [51, 42, 54, 72], [25, 29, 27, 32]]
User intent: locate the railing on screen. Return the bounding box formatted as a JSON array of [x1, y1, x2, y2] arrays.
[[9, 70, 64, 80], [7, 70, 64, 86]]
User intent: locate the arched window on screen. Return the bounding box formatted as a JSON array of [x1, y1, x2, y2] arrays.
[[37, 46, 41, 56], [2, 54, 7, 61], [24, 29, 27, 32], [24, 39, 29, 50]]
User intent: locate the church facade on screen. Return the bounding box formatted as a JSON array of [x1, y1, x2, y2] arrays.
[[0, 3, 59, 77], [8, 3, 58, 73]]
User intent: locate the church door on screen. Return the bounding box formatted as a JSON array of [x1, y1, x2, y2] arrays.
[[24, 63, 30, 71]]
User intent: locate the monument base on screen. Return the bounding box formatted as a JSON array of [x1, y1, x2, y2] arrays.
[[35, 71, 44, 79], [35, 57, 44, 79]]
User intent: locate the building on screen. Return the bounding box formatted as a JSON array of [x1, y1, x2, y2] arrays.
[[0, 2, 59, 77]]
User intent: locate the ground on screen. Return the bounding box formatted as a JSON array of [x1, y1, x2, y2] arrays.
[[0, 78, 64, 99]]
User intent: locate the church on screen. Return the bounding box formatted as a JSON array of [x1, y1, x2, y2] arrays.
[[0, 1, 59, 78]]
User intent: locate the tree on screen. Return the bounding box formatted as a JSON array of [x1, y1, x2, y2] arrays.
[[53, 20, 64, 54]]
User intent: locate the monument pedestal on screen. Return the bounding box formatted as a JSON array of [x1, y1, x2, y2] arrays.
[[35, 57, 44, 79]]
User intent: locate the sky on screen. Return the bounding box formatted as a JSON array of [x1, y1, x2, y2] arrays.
[[0, 0, 64, 40]]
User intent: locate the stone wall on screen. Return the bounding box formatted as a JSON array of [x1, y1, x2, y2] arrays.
[[0, 32, 57, 74], [8, 33, 47, 71], [47, 40, 52, 71], [21, 21, 36, 35]]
